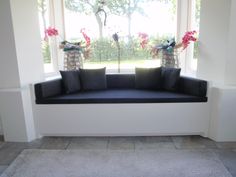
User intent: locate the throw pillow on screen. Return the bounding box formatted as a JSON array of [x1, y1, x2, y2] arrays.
[[135, 67, 162, 90], [80, 68, 107, 90], [60, 70, 81, 94], [161, 67, 181, 91]]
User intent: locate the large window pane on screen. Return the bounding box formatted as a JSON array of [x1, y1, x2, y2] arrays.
[[64, 0, 177, 73]]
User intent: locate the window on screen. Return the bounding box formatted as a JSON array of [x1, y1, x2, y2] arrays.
[[38, 0, 59, 74], [38, 0, 201, 75], [192, 0, 201, 71], [177, 0, 201, 75]]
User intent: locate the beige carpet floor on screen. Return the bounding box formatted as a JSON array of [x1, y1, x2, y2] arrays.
[[0, 149, 232, 177]]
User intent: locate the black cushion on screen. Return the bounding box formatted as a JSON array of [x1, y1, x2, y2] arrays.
[[135, 67, 162, 90], [161, 67, 181, 91], [34, 79, 63, 99], [60, 70, 81, 94], [36, 89, 208, 104], [179, 76, 207, 97], [80, 68, 107, 90], [107, 74, 135, 89]]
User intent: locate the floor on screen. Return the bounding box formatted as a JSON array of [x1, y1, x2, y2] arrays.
[[0, 135, 236, 176]]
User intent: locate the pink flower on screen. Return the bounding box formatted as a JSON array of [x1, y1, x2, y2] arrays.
[[80, 28, 91, 47], [44, 27, 58, 40], [138, 32, 148, 39], [181, 30, 197, 50]]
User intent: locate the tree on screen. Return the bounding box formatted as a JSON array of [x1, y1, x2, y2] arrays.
[[106, 0, 146, 42], [65, 0, 150, 41], [65, 0, 105, 39]]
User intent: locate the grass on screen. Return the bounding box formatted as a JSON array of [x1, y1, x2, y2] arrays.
[[83, 58, 161, 69]]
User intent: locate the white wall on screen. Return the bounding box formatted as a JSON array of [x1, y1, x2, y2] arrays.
[[225, 0, 236, 85], [0, 0, 19, 136], [0, 90, 29, 141], [0, 0, 44, 142], [209, 86, 236, 141], [0, 0, 21, 89], [10, 0, 45, 86], [198, 0, 236, 141], [197, 0, 231, 83]]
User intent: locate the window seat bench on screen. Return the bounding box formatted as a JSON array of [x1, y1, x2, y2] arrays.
[[33, 74, 210, 138]]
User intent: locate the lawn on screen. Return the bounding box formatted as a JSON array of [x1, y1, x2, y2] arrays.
[[83, 58, 161, 70]]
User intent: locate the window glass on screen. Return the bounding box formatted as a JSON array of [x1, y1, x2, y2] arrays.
[[38, 0, 54, 73], [64, 0, 177, 73], [191, 0, 201, 71]]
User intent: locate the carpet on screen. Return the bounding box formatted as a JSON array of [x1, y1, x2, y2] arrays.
[[0, 149, 232, 177]]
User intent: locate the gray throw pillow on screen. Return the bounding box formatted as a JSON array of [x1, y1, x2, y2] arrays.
[[161, 67, 181, 91], [135, 67, 162, 90], [60, 70, 81, 94], [80, 68, 107, 90]]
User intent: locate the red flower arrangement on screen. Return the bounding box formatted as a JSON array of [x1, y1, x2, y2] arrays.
[[181, 30, 197, 50]]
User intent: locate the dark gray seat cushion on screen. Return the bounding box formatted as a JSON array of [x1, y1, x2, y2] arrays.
[[35, 79, 63, 99], [178, 76, 207, 97], [36, 89, 207, 104], [135, 67, 162, 90], [80, 68, 107, 90], [60, 70, 81, 94], [161, 67, 181, 91]]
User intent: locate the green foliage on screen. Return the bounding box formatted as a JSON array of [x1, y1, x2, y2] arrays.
[[90, 38, 117, 62], [194, 0, 201, 59], [42, 41, 51, 63], [86, 35, 169, 62], [193, 41, 199, 59]]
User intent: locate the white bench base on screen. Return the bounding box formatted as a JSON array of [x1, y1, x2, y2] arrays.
[[34, 103, 210, 138]]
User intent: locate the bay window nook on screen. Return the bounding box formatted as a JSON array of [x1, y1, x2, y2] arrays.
[[1, 0, 236, 144]]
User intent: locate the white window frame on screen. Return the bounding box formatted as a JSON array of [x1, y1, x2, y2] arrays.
[[177, 0, 198, 77], [44, 0, 65, 77]]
